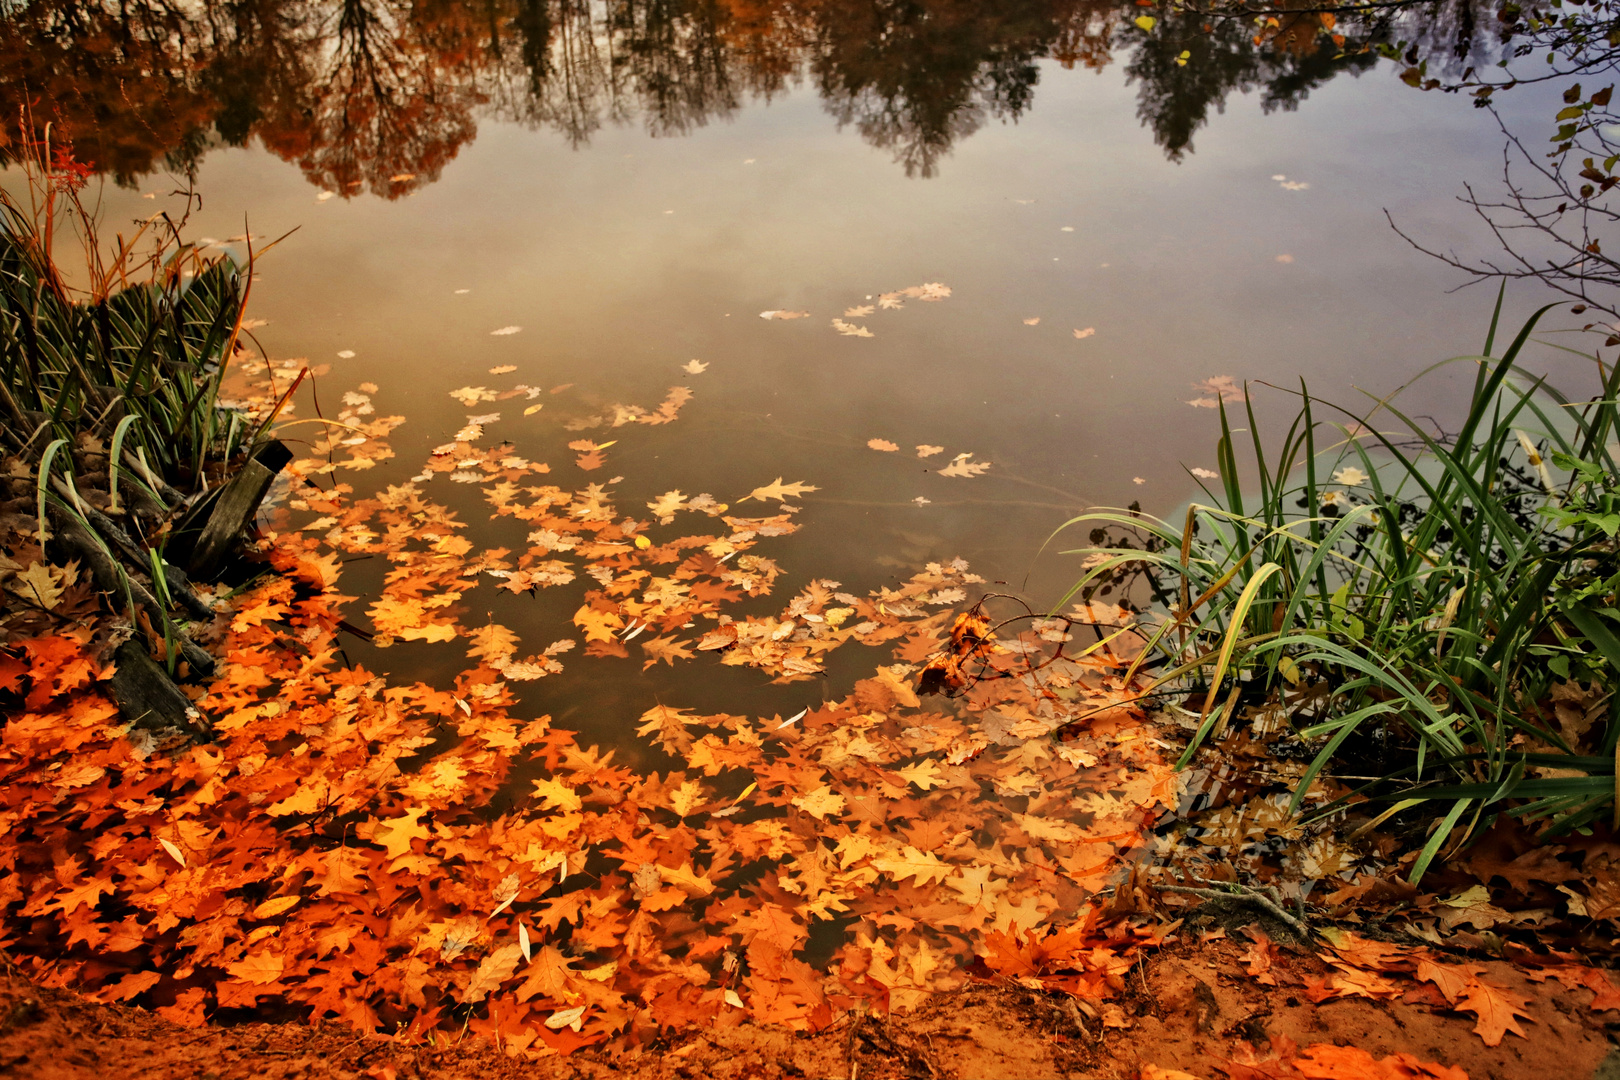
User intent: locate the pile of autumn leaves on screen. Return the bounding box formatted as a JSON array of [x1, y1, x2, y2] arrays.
[[5, 362, 1616, 1077], [0, 368, 1185, 1054]]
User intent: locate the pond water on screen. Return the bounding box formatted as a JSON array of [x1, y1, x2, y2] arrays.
[[4, 0, 1583, 747]]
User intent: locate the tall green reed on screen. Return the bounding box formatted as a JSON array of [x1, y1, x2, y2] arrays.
[[1054, 300, 1620, 879], [0, 120, 264, 496]]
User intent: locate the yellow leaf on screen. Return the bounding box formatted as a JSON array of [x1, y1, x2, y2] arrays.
[[463, 943, 523, 1004], [266, 785, 325, 817], [226, 950, 285, 985], [741, 478, 820, 503], [669, 779, 706, 817], [791, 785, 847, 820], [896, 760, 946, 791], [572, 604, 624, 642], [532, 777, 583, 813], [545, 1005, 587, 1031], [252, 896, 301, 920], [399, 623, 457, 643], [872, 844, 953, 886], [1135, 15, 1157, 30], [658, 862, 716, 896], [9, 562, 65, 610]]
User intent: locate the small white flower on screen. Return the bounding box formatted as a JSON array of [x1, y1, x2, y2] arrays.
[[1332, 467, 1369, 486]]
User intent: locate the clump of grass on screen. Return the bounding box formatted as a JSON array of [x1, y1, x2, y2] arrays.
[[1, 125, 260, 493], [1056, 298, 1619, 880], [0, 121, 287, 702]]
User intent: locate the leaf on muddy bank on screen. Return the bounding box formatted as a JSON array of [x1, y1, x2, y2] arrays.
[[1456, 979, 1534, 1046]]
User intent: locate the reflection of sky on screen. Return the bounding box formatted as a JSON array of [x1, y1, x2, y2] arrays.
[[52, 56, 1580, 619]]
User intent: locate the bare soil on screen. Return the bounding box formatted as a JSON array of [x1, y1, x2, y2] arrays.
[[3, 936, 1615, 1080]]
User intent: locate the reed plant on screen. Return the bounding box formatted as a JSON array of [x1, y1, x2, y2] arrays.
[[1, 123, 287, 707], [0, 126, 260, 496], [1056, 299, 1620, 879]]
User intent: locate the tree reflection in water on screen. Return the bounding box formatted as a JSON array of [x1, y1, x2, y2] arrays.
[[0, 0, 1462, 192]]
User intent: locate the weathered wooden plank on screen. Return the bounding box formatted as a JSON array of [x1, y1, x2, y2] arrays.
[[185, 440, 292, 581], [45, 502, 216, 678], [108, 640, 209, 737]]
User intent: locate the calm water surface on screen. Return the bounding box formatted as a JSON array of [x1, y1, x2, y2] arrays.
[[2, 0, 1579, 746]]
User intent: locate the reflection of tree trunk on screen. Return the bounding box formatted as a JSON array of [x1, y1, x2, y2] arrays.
[[513, 0, 553, 91], [266, 0, 481, 196]]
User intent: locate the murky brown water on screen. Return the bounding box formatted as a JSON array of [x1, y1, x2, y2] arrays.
[[1, 0, 1579, 727]]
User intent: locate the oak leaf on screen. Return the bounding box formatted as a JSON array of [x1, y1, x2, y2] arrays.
[[740, 478, 819, 503], [463, 943, 523, 1003], [532, 777, 583, 813], [227, 950, 285, 985], [872, 845, 953, 886], [641, 636, 695, 669], [99, 971, 162, 1002], [573, 604, 624, 642], [895, 760, 945, 790], [790, 785, 846, 820], [937, 453, 990, 478], [252, 896, 301, 920], [1455, 979, 1534, 1045]]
